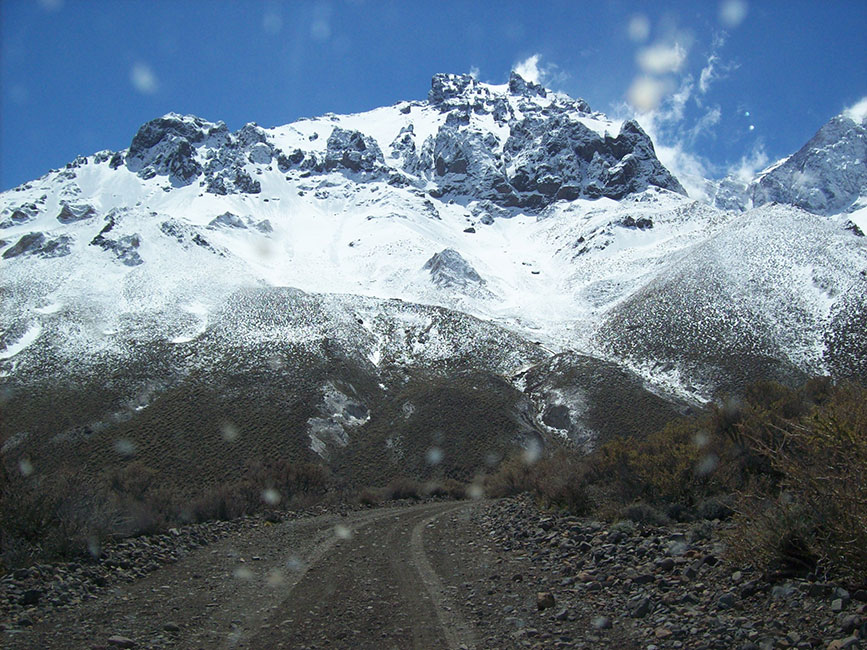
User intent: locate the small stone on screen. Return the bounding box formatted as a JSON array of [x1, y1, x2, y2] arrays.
[[838, 614, 861, 634], [827, 636, 860, 650], [731, 570, 743, 583], [20, 589, 41, 606], [718, 593, 737, 610], [852, 589, 867, 602], [832, 598, 845, 612], [107, 636, 136, 648], [163, 622, 180, 632], [554, 607, 569, 621], [537, 592, 556, 610], [656, 558, 675, 572], [630, 596, 652, 618], [654, 626, 673, 639]]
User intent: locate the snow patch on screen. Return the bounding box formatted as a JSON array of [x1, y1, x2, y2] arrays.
[[0, 322, 42, 360]]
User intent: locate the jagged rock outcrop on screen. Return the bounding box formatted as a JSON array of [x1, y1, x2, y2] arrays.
[[2, 232, 73, 259], [415, 72, 685, 211], [124, 114, 216, 185], [325, 128, 385, 174], [57, 202, 96, 223], [89, 213, 143, 266], [423, 248, 484, 288]]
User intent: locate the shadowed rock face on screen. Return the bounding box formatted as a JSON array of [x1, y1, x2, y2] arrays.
[[110, 73, 684, 210], [751, 114, 867, 215], [417, 73, 685, 211], [2, 232, 73, 259], [325, 128, 386, 173]]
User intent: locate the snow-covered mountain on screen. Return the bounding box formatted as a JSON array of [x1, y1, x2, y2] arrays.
[[1, 72, 864, 484]]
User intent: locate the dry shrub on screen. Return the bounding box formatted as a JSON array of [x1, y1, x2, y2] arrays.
[[358, 487, 384, 506], [484, 454, 535, 498], [730, 381, 867, 581], [485, 451, 592, 515], [0, 470, 117, 567], [385, 476, 421, 500], [530, 452, 593, 515], [188, 459, 332, 522]]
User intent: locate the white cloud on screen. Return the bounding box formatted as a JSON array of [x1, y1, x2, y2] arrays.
[[469, 66, 480, 80], [514, 54, 541, 84], [512, 54, 567, 88], [719, 0, 748, 28], [636, 42, 687, 75], [654, 140, 711, 201], [843, 97, 867, 123], [729, 144, 769, 183], [130, 63, 159, 95], [698, 54, 718, 94], [689, 106, 722, 141]]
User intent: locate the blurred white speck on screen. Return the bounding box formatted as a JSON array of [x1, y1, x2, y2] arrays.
[[696, 453, 719, 476], [285, 556, 303, 572], [627, 76, 671, 112], [484, 451, 501, 467], [636, 42, 687, 74], [263, 8, 283, 34], [38, 0, 63, 11], [266, 568, 285, 586], [87, 536, 101, 559], [262, 488, 281, 505], [334, 524, 352, 539], [220, 422, 239, 442], [130, 62, 159, 95], [267, 355, 284, 370], [668, 541, 689, 556], [310, 19, 331, 41], [627, 15, 650, 43], [254, 238, 275, 259], [694, 431, 709, 448], [467, 483, 484, 500], [749, 124, 755, 131], [522, 439, 542, 464], [425, 447, 444, 465], [114, 439, 137, 457], [745, 110, 751, 117], [233, 566, 253, 580], [18, 458, 34, 476], [719, 0, 748, 28]]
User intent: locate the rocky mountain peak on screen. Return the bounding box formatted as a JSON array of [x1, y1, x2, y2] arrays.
[[751, 111, 867, 214]]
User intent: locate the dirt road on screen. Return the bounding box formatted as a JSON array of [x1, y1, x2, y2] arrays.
[[5, 501, 483, 649]]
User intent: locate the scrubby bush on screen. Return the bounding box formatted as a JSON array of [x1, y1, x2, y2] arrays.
[[0, 470, 117, 568], [484, 377, 865, 582], [728, 381, 867, 581], [385, 476, 421, 500]]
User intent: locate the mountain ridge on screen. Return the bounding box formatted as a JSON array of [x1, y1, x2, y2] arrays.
[[1, 72, 864, 489]]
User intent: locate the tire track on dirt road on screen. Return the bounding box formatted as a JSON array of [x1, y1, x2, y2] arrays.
[[246, 500, 477, 649]]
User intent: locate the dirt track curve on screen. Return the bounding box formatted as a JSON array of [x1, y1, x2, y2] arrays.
[[6, 501, 484, 649]]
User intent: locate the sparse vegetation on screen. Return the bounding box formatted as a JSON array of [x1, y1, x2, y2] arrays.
[[486, 377, 866, 583]]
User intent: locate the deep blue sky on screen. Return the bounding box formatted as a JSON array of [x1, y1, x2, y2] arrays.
[[2, 0, 865, 191]]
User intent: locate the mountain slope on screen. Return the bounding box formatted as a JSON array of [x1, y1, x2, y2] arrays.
[[1, 72, 865, 491]]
